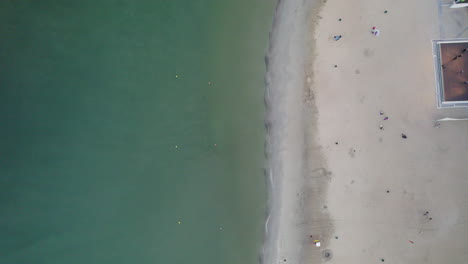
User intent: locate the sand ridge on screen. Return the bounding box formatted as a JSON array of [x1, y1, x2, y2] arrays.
[[262, 0, 331, 263]]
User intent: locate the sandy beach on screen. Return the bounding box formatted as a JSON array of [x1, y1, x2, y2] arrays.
[[263, 0, 468, 263]]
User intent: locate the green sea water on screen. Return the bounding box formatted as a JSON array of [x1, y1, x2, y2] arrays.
[[0, 1, 274, 263]]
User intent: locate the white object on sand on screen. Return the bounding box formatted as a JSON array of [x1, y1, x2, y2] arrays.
[[450, 2, 468, 8], [315, 242, 321, 247], [436, 117, 468, 122]]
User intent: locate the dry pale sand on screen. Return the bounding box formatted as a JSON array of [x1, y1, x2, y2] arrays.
[[263, 0, 468, 263], [311, 0, 468, 263]]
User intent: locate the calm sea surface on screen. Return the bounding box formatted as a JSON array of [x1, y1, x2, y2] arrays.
[[0, 1, 274, 263]]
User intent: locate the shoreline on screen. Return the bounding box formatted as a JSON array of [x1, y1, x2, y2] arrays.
[[262, 0, 330, 263]]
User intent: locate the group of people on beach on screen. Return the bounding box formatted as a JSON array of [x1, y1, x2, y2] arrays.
[[332, 11, 418, 137], [333, 10, 388, 40], [424, 211, 433, 221]]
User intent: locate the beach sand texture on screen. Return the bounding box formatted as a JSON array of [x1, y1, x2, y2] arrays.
[[264, 0, 468, 263]]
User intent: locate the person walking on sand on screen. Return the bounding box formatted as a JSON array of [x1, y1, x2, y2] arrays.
[[333, 35, 342, 41], [371, 26, 380, 36]]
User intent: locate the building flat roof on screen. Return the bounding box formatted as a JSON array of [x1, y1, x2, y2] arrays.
[[432, 39, 468, 108]]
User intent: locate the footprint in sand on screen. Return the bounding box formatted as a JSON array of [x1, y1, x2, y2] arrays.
[[348, 148, 356, 157], [363, 48, 374, 57]]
